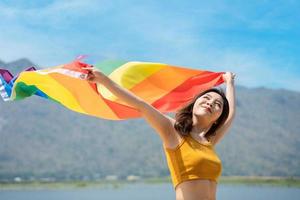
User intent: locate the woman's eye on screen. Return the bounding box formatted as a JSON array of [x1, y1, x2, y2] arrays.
[[213, 102, 220, 107]]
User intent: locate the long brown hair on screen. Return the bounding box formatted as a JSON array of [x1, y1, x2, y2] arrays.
[[174, 88, 229, 141]]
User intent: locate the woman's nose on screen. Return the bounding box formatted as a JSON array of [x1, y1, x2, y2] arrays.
[[206, 102, 213, 107]]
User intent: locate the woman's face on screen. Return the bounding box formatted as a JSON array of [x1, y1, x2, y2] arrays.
[[192, 92, 224, 122]]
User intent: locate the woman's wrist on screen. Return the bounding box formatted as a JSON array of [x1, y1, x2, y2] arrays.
[[93, 71, 106, 83], [227, 79, 235, 85]]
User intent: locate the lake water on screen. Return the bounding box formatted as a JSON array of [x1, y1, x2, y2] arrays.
[[0, 183, 299, 200]]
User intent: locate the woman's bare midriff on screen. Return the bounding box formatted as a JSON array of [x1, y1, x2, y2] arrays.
[[175, 179, 217, 200]]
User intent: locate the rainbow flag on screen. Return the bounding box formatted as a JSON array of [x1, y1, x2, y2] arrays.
[[0, 60, 224, 120]]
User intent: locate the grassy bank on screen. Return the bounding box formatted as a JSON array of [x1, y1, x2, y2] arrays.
[[1, 176, 300, 190]]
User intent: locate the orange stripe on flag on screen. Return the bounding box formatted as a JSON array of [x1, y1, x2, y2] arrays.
[[110, 65, 204, 105], [50, 73, 118, 119]]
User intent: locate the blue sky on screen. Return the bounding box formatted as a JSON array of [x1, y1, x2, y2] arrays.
[[0, 0, 299, 91]]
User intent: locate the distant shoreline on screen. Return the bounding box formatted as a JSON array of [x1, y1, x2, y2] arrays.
[[1, 176, 299, 190], [219, 176, 300, 187]]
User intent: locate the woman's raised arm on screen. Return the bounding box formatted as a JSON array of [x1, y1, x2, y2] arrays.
[[83, 67, 176, 145], [211, 72, 236, 145]]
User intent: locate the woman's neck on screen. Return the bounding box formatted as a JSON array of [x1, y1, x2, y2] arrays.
[[192, 116, 213, 135]]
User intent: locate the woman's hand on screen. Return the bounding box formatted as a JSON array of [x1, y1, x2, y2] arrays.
[[222, 72, 236, 84], [82, 66, 104, 83]]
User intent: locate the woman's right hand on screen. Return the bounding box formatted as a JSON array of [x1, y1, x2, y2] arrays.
[[82, 66, 104, 83]]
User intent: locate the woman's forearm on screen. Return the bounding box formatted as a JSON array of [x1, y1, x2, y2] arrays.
[[226, 80, 236, 119], [95, 72, 145, 110]]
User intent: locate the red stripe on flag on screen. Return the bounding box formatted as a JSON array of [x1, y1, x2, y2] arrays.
[[152, 72, 224, 112]]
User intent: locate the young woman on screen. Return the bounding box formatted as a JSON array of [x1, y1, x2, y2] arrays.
[[83, 66, 236, 200]]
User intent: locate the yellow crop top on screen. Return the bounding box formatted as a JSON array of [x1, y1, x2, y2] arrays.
[[163, 134, 222, 189]]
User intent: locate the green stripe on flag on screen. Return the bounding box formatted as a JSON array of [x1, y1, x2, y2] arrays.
[[94, 60, 128, 75]]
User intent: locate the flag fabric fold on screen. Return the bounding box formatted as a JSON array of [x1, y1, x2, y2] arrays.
[[0, 60, 224, 120]]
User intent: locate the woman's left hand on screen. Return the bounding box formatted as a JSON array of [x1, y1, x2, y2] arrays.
[[222, 72, 236, 83]]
